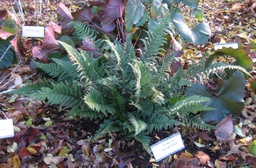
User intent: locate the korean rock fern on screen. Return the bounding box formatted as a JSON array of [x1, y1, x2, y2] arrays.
[[6, 17, 214, 152]]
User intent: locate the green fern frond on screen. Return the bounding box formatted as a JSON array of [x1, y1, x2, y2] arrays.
[[105, 40, 122, 66], [84, 88, 115, 115], [94, 119, 122, 139], [59, 35, 75, 47], [67, 106, 104, 120], [5, 78, 51, 96], [205, 62, 252, 78], [151, 87, 165, 105], [110, 92, 127, 117], [170, 95, 210, 115], [142, 16, 170, 60], [33, 58, 78, 81], [128, 113, 147, 136], [42, 82, 83, 109], [33, 60, 61, 78], [58, 41, 88, 79], [69, 21, 97, 40], [129, 60, 142, 96], [70, 21, 106, 51], [147, 113, 181, 132], [57, 41, 105, 83], [184, 115, 215, 130], [134, 132, 151, 154]]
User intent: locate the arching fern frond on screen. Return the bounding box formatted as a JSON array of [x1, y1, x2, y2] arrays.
[[67, 106, 105, 120], [142, 15, 170, 60], [183, 115, 215, 130], [33, 58, 78, 82], [170, 95, 211, 115], [94, 118, 122, 139], [134, 132, 151, 154], [128, 113, 147, 136], [69, 21, 106, 51], [69, 21, 97, 40], [105, 40, 122, 66], [84, 88, 115, 115], [58, 41, 88, 80], [42, 82, 83, 109], [205, 62, 252, 78], [147, 113, 181, 133], [4, 78, 51, 98]]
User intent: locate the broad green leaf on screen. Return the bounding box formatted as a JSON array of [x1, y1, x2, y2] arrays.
[[250, 80, 256, 94], [2, 18, 17, 34], [182, 0, 199, 8], [0, 39, 15, 69], [163, 0, 181, 5], [205, 48, 253, 71], [125, 0, 146, 31], [135, 10, 149, 27], [192, 8, 203, 21], [151, 0, 169, 19], [249, 42, 256, 49], [172, 12, 211, 45], [186, 71, 245, 123], [250, 140, 256, 156]]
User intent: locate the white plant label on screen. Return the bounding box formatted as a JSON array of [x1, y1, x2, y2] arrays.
[[214, 42, 238, 50], [150, 132, 185, 162], [0, 119, 14, 139], [22, 26, 45, 38]]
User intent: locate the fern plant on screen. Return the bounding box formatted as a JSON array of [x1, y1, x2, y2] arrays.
[[6, 15, 215, 152]]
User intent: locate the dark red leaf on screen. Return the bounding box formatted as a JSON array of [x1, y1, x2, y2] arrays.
[[72, 6, 92, 22], [57, 3, 74, 21], [197, 132, 214, 141], [25, 128, 42, 143], [57, 3, 74, 34], [32, 25, 59, 62], [100, 0, 125, 32], [41, 25, 58, 49], [87, 0, 108, 6], [10, 35, 22, 59], [0, 10, 8, 21], [19, 143, 41, 160], [19, 147, 31, 159], [49, 21, 62, 34]]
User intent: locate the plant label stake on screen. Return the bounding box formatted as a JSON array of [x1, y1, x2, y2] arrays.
[[214, 42, 238, 50], [0, 111, 14, 139], [18, 0, 45, 38], [22, 26, 45, 38], [150, 132, 185, 162]]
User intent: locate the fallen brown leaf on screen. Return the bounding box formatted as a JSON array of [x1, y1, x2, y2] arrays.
[[215, 114, 233, 141], [214, 159, 227, 168], [174, 158, 200, 168], [195, 151, 210, 165]]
